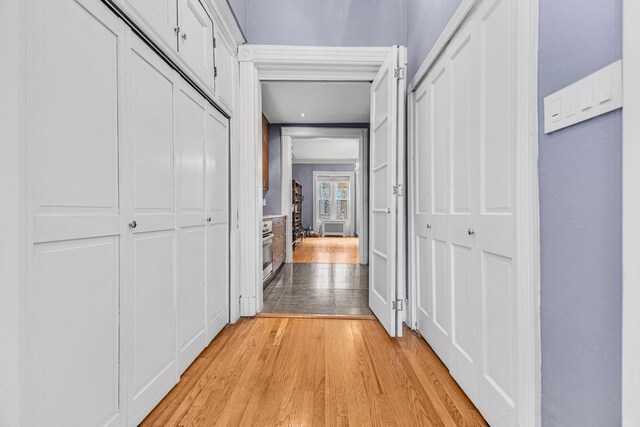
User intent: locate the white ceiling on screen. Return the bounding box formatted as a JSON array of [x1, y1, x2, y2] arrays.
[[261, 81, 371, 124], [292, 138, 359, 164]]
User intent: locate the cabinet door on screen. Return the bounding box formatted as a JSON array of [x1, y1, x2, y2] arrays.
[[213, 28, 235, 111], [176, 82, 208, 374], [27, 0, 124, 425], [178, 0, 214, 89], [123, 34, 178, 426], [126, 0, 178, 49], [205, 107, 230, 343]]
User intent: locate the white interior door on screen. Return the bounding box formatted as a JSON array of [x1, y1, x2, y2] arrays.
[[205, 107, 230, 343], [369, 47, 403, 337], [26, 0, 124, 425], [123, 34, 178, 425], [176, 83, 208, 374]]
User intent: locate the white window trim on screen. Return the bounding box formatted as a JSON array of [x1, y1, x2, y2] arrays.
[[312, 171, 356, 236], [407, 0, 540, 425], [623, 0, 640, 424]]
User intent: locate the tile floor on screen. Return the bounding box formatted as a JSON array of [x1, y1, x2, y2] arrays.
[[262, 263, 373, 315]]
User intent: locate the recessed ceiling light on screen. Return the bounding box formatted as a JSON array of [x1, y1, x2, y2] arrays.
[[300, 113, 306, 117]]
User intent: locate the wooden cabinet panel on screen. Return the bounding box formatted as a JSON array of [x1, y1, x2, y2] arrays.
[[262, 115, 269, 190]]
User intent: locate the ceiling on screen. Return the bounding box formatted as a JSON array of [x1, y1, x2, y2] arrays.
[[261, 81, 371, 124], [292, 138, 359, 164]]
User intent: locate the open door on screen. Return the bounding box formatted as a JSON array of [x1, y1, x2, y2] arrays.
[[369, 46, 406, 337]]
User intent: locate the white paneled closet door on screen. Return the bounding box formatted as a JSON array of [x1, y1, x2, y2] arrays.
[[26, 0, 125, 425], [205, 108, 230, 343], [178, 0, 215, 89], [412, 0, 518, 424], [126, 0, 178, 48], [176, 83, 208, 375], [122, 34, 179, 425]]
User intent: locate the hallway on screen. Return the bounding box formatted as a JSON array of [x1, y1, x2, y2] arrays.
[[141, 317, 487, 426]]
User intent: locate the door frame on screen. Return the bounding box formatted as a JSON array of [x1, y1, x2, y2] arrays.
[[236, 45, 399, 316], [312, 170, 356, 238], [281, 126, 368, 264], [623, 0, 640, 424], [406, 0, 540, 425]]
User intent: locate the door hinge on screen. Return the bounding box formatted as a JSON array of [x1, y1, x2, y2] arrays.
[[174, 26, 180, 34], [214, 66, 218, 78], [392, 299, 404, 311], [392, 184, 403, 196], [213, 37, 217, 48], [394, 67, 405, 80]]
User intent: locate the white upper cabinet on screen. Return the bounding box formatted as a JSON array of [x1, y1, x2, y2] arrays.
[[178, 0, 215, 89], [127, 0, 178, 49], [214, 27, 234, 111]]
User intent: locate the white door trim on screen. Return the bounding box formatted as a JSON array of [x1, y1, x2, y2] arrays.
[[623, 0, 640, 424], [407, 0, 540, 425], [281, 126, 368, 264], [312, 170, 356, 237], [237, 45, 394, 316]]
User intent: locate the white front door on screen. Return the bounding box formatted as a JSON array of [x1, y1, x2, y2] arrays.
[[369, 46, 405, 337]]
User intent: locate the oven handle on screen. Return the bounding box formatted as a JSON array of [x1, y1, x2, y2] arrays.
[[263, 235, 273, 244]]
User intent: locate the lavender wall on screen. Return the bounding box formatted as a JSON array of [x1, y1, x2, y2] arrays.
[[538, 0, 622, 425], [406, 0, 462, 80], [292, 163, 357, 231], [229, 0, 405, 46], [263, 124, 282, 215]]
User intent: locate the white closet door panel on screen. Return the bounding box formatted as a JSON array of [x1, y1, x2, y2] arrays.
[[27, 1, 125, 425], [178, 226, 207, 371], [176, 84, 207, 374], [477, 0, 517, 424], [205, 109, 229, 342], [178, 0, 214, 88], [447, 19, 481, 401], [34, 0, 120, 216], [178, 88, 207, 215], [424, 57, 450, 362], [33, 238, 120, 427], [214, 28, 234, 111], [126, 0, 178, 49], [124, 35, 178, 425]]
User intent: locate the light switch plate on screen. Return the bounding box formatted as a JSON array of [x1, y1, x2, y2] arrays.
[[544, 60, 622, 134]]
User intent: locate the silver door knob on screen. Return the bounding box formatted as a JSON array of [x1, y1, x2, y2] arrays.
[[181, 33, 187, 40], [207, 217, 212, 222], [129, 221, 137, 229], [467, 228, 475, 235], [386, 208, 391, 213], [426, 224, 432, 229]]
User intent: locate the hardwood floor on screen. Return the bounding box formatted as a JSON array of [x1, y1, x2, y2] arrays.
[[293, 237, 359, 264], [141, 317, 487, 426]]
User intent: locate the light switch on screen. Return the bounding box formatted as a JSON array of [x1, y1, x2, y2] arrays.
[[544, 60, 622, 134]]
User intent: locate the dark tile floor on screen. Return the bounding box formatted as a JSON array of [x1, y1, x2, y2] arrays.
[[262, 263, 373, 315]]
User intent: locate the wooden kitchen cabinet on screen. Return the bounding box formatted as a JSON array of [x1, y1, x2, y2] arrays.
[[272, 216, 286, 271], [262, 114, 270, 190]]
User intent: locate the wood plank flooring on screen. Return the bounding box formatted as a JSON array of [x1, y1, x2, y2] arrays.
[[293, 237, 359, 264], [141, 317, 487, 426]]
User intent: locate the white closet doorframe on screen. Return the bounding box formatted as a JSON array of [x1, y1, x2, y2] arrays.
[[407, 0, 540, 425]]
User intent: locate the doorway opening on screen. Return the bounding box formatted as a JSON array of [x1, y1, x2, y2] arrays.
[[259, 81, 373, 316]]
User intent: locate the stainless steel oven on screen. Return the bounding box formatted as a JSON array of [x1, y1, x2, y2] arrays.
[[262, 219, 273, 281]]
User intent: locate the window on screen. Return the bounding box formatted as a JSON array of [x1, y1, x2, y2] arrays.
[[315, 177, 351, 229]]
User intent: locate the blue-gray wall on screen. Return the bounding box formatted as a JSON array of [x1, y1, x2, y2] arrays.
[[538, 0, 622, 425], [292, 163, 357, 231], [264, 124, 282, 215], [227, 0, 405, 46], [406, 0, 462, 80]]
